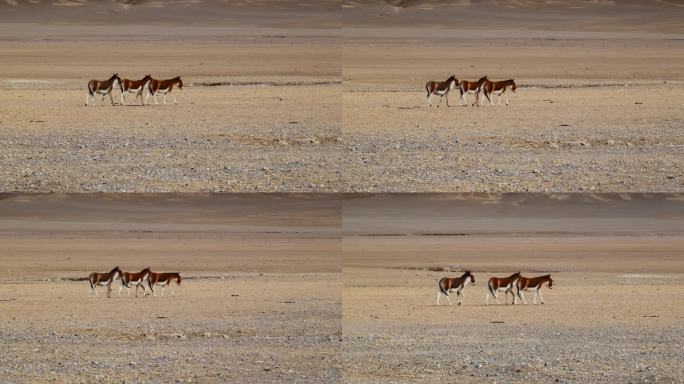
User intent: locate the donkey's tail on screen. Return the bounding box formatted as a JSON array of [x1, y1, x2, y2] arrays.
[[438, 278, 449, 296]]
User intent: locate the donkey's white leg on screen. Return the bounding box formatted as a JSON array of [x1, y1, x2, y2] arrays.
[[506, 95, 510, 106], [447, 293, 452, 306], [436, 290, 441, 306], [172, 94, 177, 105], [519, 290, 527, 304], [160, 286, 165, 297], [533, 290, 538, 305], [171, 287, 176, 297], [485, 292, 490, 305], [427, 94, 432, 107], [109, 92, 115, 106], [163, 94, 167, 105], [539, 290, 544, 304]]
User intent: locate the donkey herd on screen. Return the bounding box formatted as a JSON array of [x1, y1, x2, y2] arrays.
[[437, 271, 553, 306], [88, 266, 181, 298], [86, 73, 183, 106], [426, 75, 517, 108]]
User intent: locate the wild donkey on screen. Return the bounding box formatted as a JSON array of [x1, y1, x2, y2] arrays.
[[437, 270, 475, 306], [88, 266, 122, 298], [86, 73, 121, 106], [485, 272, 521, 305]]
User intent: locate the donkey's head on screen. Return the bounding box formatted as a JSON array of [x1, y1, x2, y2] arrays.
[[463, 270, 475, 284], [109, 266, 122, 277]]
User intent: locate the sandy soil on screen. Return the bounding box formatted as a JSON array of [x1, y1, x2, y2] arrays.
[[0, 34, 341, 192], [0, 194, 341, 383], [342, 194, 684, 383], [342, 42, 684, 192]]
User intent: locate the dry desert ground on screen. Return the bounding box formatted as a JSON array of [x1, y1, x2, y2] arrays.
[[342, 194, 684, 383], [0, 21, 341, 193], [342, 36, 684, 192], [0, 194, 342, 383]]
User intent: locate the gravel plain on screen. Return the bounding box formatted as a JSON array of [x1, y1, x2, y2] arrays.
[[0, 194, 342, 383], [342, 43, 684, 192], [341, 194, 684, 383]]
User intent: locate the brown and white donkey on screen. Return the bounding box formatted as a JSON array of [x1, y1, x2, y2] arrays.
[[119, 267, 151, 297], [86, 73, 121, 107], [147, 271, 182, 297], [88, 266, 122, 298], [120, 74, 152, 106], [459, 75, 488, 107], [146, 76, 183, 105], [425, 75, 458, 107], [481, 78, 517, 106], [516, 274, 553, 304], [485, 272, 521, 305], [437, 270, 475, 306]]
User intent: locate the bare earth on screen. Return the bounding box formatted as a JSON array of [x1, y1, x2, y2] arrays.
[[0, 24, 341, 192], [342, 194, 684, 383], [0, 194, 341, 383], [342, 40, 684, 192]]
